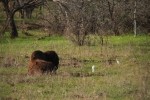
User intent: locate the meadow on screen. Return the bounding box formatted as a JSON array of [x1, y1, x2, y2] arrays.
[[0, 32, 150, 100]]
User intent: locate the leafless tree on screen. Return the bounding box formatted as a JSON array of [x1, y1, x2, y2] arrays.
[[0, 0, 45, 38], [54, 0, 97, 45], [38, 1, 65, 35]]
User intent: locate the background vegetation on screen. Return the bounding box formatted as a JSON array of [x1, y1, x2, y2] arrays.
[[0, 0, 150, 40]]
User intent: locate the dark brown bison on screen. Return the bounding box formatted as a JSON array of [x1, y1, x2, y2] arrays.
[[28, 59, 54, 75], [28, 50, 59, 75]]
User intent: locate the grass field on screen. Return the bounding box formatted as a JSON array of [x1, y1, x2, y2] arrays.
[[0, 32, 150, 100]]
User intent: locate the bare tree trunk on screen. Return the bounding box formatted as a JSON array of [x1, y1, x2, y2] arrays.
[[107, 0, 119, 35], [134, 0, 137, 37], [1, 0, 18, 38], [9, 14, 18, 38]]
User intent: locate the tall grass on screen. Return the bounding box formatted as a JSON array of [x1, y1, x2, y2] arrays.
[[0, 33, 150, 100]]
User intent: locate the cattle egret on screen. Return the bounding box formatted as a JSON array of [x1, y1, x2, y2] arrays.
[[116, 59, 120, 64], [92, 65, 95, 72]]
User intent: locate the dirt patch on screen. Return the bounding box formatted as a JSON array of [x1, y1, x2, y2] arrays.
[[58, 72, 105, 77], [60, 57, 82, 68], [0, 97, 17, 100], [60, 56, 120, 68], [70, 72, 105, 77], [72, 94, 85, 99]]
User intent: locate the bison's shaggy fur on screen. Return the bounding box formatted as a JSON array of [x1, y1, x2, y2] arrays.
[[28, 50, 59, 75], [44, 51, 59, 73], [30, 50, 45, 61], [28, 59, 54, 75]]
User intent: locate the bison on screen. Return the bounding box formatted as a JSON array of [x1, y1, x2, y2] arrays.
[[28, 50, 59, 75]]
